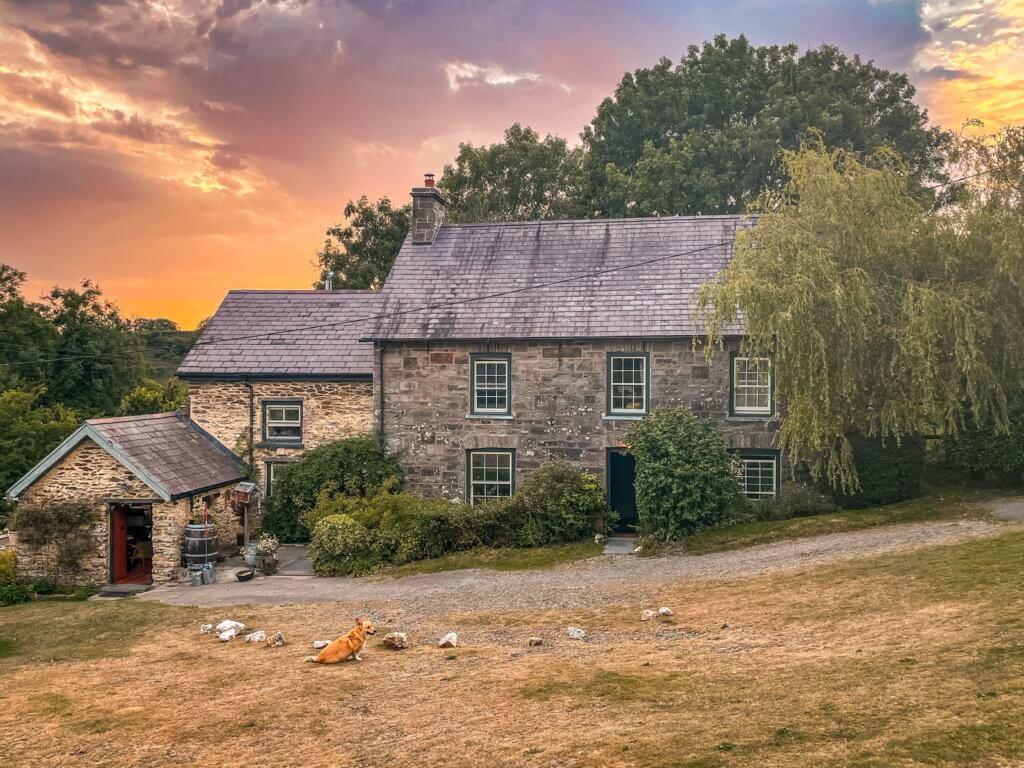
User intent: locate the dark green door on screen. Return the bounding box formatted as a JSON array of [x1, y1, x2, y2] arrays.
[[607, 449, 637, 532]]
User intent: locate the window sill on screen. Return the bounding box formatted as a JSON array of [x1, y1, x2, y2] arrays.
[[726, 414, 773, 422], [603, 414, 645, 421], [257, 441, 304, 449], [466, 413, 514, 420]]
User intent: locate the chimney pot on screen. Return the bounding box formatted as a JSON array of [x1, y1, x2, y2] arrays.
[[424, 173, 435, 188]]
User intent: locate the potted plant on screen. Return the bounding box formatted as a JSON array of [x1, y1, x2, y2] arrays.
[[256, 533, 280, 576]]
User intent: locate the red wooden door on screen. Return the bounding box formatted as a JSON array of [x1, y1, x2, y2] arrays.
[[111, 506, 128, 582]]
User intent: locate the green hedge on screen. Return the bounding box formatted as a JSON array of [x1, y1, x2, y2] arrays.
[[260, 436, 402, 542], [943, 397, 1024, 485], [829, 433, 926, 509], [625, 408, 742, 541], [309, 460, 614, 575]]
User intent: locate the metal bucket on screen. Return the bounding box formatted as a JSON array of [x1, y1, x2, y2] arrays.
[[201, 563, 215, 585], [189, 567, 203, 587]]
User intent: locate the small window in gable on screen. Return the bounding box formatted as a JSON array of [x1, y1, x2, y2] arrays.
[[263, 401, 302, 442], [607, 353, 649, 416], [470, 354, 511, 416], [731, 356, 773, 416]]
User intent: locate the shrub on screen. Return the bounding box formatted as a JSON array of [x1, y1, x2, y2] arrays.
[[744, 483, 838, 522], [309, 515, 374, 576], [943, 397, 1024, 486], [0, 581, 35, 607], [9, 500, 98, 582], [261, 436, 402, 542], [30, 576, 57, 595], [309, 461, 615, 575], [0, 549, 16, 583], [828, 433, 925, 509], [625, 408, 743, 541]]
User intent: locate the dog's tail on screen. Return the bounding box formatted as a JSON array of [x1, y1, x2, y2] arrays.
[[303, 654, 318, 663]]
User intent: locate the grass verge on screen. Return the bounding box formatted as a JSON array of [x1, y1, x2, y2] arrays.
[[385, 541, 603, 578], [661, 488, 1005, 556]]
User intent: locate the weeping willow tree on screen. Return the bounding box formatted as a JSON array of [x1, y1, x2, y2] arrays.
[[698, 132, 1024, 490]]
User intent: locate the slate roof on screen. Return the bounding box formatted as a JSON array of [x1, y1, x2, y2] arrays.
[[368, 215, 750, 341], [6, 413, 243, 501], [178, 290, 378, 379]]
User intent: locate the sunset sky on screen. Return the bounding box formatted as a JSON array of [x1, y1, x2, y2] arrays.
[[1, 1, 1022, 328]]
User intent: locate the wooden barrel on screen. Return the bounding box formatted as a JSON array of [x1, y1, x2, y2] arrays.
[[184, 523, 219, 568]]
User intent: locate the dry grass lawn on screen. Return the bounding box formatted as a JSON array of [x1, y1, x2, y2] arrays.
[[2, 531, 1023, 768]]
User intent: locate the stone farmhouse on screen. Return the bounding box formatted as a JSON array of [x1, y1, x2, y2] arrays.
[[5, 175, 782, 585]]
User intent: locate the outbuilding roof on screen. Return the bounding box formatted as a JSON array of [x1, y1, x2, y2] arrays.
[[177, 290, 378, 379], [6, 413, 243, 502], [367, 215, 750, 341]]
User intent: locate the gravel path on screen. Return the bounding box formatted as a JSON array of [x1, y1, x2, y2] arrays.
[[138, 518, 1013, 616]]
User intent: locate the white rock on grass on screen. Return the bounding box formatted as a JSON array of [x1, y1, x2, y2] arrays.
[[244, 630, 267, 644], [438, 632, 458, 648], [218, 628, 238, 642], [658, 607, 674, 617], [215, 619, 245, 634], [312, 640, 331, 649], [199, 624, 213, 634], [641, 609, 657, 622], [567, 627, 587, 641], [381, 632, 409, 650]]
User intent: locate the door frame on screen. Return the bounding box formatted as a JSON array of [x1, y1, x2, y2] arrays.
[[108, 502, 154, 584], [605, 447, 638, 533]]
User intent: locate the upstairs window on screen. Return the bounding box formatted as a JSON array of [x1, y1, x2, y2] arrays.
[[467, 450, 515, 505], [263, 401, 302, 442], [737, 452, 778, 498], [731, 356, 773, 416], [470, 354, 511, 416], [607, 353, 649, 416]]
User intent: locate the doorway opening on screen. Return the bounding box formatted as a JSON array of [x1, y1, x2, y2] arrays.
[[606, 448, 638, 533], [110, 503, 153, 584]]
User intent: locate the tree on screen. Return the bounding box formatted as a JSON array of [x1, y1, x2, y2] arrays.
[[0, 388, 78, 500], [698, 140, 1024, 490], [0, 265, 58, 391], [584, 34, 949, 216], [131, 318, 178, 332], [117, 378, 187, 416], [36, 280, 148, 415], [439, 124, 587, 222], [315, 197, 410, 290]]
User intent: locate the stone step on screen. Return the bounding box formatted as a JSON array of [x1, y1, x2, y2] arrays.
[[603, 536, 638, 555], [92, 583, 149, 599]]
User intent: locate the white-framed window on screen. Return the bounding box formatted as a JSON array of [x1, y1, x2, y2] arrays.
[[471, 354, 511, 415], [732, 356, 772, 415], [467, 450, 514, 505], [608, 354, 648, 415], [738, 455, 778, 498], [265, 461, 289, 497], [263, 401, 302, 442]]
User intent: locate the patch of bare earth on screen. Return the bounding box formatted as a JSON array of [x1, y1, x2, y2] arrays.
[[3, 530, 1023, 767]]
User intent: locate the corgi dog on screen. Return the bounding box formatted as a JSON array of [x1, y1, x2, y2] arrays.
[[304, 617, 376, 664]]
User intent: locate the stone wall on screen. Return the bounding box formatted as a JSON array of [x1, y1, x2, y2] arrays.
[[378, 339, 785, 500], [186, 379, 374, 491], [12, 438, 238, 586]]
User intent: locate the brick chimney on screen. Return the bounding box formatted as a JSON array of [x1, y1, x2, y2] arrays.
[[411, 172, 447, 245]]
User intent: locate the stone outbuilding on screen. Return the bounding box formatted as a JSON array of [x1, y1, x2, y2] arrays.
[[5, 412, 243, 586]]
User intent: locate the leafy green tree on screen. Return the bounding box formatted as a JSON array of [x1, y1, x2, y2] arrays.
[[698, 140, 1024, 490], [36, 280, 148, 415], [584, 34, 949, 216], [117, 378, 187, 416], [315, 197, 411, 290], [0, 265, 58, 391], [0, 388, 78, 499], [439, 124, 587, 222]]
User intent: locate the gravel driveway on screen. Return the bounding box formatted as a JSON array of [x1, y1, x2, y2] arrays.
[[138, 518, 1013, 616]]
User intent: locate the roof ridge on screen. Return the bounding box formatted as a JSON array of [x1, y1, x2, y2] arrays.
[[435, 214, 752, 229], [86, 412, 180, 425], [225, 289, 380, 295]]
